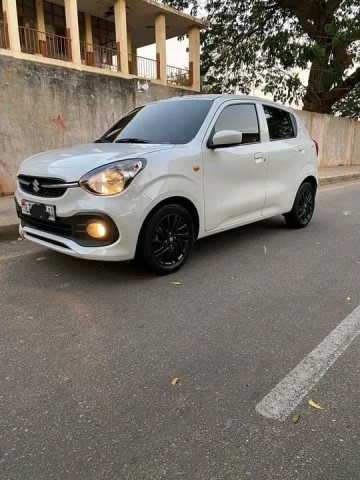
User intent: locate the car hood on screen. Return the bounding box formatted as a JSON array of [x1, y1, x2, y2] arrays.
[[19, 143, 175, 181]]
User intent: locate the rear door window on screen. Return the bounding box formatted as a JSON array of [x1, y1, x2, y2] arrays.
[[263, 105, 296, 141]]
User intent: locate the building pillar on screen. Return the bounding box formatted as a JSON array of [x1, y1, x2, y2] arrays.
[[2, 0, 21, 52], [127, 31, 133, 74], [188, 26, 200, 91], [131, 46, 138, 75], [84, 13, 94, 66], [114, 0, 128, 74], [64, 0, 81, 64], [35, 0, 47, 56], [155, 13, 166, 83]]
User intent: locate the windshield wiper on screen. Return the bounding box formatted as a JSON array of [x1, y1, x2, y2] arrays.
[[115, 138, 151, 144]]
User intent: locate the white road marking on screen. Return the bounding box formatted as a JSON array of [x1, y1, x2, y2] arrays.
[[256, 304, 360, 421]]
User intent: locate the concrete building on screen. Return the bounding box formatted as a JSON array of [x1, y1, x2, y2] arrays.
[[0, 0, 206, 194], [0, 0, 205, 89]]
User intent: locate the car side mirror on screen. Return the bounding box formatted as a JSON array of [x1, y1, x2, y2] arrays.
[[208, 130, 243, 149]]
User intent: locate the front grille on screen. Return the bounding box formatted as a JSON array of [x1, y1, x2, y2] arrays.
[[26, 232, 71, 249], [18, 175, 68, 198], [22, 215, 73, 237]]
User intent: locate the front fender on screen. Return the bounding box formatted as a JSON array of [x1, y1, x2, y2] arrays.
[[142, 173, 205, 236]]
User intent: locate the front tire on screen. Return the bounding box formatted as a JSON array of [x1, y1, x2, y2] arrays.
[[284, 182, 316, 228], [141, 204, 195, 275]]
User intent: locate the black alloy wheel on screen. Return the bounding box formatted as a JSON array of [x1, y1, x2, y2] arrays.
[[284, 182, 316, 228], [141, 204, 195, 274], [298, 186, 315, 224]]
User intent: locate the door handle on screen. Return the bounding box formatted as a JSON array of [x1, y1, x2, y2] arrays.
[[254, 152, 265, 163], [298, 145, 305, 152]]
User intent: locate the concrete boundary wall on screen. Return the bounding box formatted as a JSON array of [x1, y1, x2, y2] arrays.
[[296, 110, 360, 168], [0, 54, 359, 194], [0, 55, 191, 195]]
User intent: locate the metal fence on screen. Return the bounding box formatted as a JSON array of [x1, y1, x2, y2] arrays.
[[167, 65, 190, 87], [80, 42, 118, 71], [0, 20, 9, 49], [19, 26, 71, 61], [129, 54, 159, 79]]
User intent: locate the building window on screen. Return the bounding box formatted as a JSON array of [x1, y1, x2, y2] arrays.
[[91, 16, 115, 49], [16, 0, 36, 29], [44, 1, 66, 36], [78, 11, 85, 42]]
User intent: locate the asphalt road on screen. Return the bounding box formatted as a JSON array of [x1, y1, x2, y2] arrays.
[[1, 182, 359, 480]]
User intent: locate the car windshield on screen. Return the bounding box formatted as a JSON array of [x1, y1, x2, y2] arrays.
[[96, 100, 213, 145]]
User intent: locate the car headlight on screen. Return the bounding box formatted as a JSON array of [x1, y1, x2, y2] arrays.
[[79, 158, 146, 196]]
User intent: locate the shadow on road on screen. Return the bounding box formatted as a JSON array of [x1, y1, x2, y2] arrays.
[[3, 214, 301, 288]]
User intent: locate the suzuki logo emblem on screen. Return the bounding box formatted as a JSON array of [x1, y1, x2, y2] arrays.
[[32, 179, 40, 193]]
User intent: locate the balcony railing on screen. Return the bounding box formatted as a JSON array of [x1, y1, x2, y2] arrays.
[[167, 65, 190, 87], [80, 41, 117, 71], [19, 26, 71, 61], [128, 54, 159, 79], [9, 27, 192, 88], [0, 20, 10, 49]]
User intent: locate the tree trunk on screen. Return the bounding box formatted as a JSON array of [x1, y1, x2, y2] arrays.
[[302, 94, 334, 114], [303, 57, 360, 114]]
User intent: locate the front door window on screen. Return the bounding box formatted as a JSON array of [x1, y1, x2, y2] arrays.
[[212, 104, 260, 144]]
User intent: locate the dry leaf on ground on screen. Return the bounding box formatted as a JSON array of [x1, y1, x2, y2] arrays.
[[308, 399, 324, 410], [291, 414, 300, 423]]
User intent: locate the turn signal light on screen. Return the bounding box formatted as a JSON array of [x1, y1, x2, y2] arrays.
[[86, 222, 107, 239]]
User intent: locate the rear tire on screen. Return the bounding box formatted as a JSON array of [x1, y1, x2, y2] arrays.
[[140, 204, 195, 275], [284, 182, 316, 229]]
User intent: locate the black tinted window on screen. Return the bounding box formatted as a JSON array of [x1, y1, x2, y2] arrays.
[[263, 105, 296, 140], [98, 100, 213, 145], [213, 104, 260, 143]]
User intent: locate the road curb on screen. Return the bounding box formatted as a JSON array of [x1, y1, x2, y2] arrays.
[[319, 172, 360, 185]]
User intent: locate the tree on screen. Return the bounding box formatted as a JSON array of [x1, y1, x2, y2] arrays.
[[163, 0, 360, 115], [334, 82, 360, 119]]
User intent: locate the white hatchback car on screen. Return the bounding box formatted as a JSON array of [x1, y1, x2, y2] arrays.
[[16, 95, 318, 274]]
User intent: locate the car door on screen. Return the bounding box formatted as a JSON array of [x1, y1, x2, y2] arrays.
[[261, 104, 307, 215], [202, 102, 268, 231]]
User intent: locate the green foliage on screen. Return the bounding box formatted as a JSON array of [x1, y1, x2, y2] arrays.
[[334, 84, 360, 119], [163, 0, 360, 115]]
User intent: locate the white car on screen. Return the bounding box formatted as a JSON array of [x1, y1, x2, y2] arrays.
[[16, 95, 318, 274]]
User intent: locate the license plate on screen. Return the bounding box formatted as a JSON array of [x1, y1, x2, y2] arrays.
[[21, 200, 56, 222]]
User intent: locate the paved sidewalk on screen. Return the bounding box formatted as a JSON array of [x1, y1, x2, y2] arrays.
[[1, 165, 360, 242]]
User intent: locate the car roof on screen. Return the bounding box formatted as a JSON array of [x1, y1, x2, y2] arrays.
[[154, 94, 294, 111]]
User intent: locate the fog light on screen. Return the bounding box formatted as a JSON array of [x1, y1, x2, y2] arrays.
[[86, 222, 107, 239]]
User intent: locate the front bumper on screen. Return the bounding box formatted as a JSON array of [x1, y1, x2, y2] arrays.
[[15, 185, 155, 261], [16, 201, 120, 247]]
